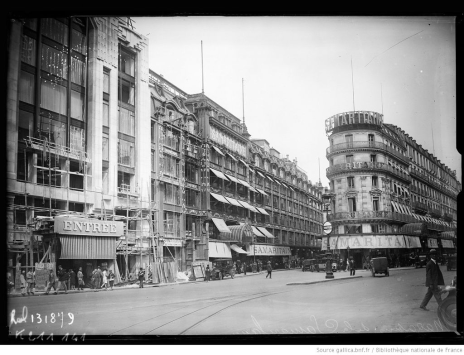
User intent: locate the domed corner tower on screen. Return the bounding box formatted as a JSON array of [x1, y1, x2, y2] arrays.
[[324, 111, 413, 269]]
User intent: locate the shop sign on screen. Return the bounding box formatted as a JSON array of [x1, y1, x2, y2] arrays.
[[427, 238, 438, 248], [54, 216, 123, 237], [162, 238, 183, 247], [246, 245, 291, 256], [322, 235, 408, 250]]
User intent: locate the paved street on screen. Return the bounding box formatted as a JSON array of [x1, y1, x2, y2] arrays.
[[8, 267, 456, 336]]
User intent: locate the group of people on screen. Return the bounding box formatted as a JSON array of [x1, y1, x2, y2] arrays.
[[17, 269, 36, 296]]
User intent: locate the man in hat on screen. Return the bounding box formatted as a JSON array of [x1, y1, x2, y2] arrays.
[[419, 249, 445, 311], [265, 261, 272, 279], [138, 267, 145, 288]]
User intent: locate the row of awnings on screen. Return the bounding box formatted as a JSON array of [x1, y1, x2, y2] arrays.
[[210, 218, 275, 239], [212, 146, 249, 168], [391, 201, 453, 227], [210, 192, 270, 215]]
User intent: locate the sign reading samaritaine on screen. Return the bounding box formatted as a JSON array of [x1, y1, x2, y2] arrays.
[[246, 245, 291, 256], [54, 216, 124, 237]]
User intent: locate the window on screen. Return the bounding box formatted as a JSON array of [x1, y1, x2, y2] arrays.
[[102, 168, 109, 194], [185, 188, 199, 208], [347, 176, 355, 188], [373, 197, 379, 211], [346, 155, 354, 164], [69, 160, 83, 190], [40, 78, 67, 115], [237, 162, 245, 176], [41, 45, 68, 78], [71, 28, 87, 55], [163, 154, 179, 178], [118, 107, 135, 136], [255, 155, 261, 168], [371, 224, 379, 233], [345, 134, 353, 148], [119, 48, 135, 77], [118, 78, 135, 105], [41, 18, 68, 46], [185, 162, 199, 184], [103, 70, 110, 94], [71, 90, 84, 120], [164, 183, 180, 205], [368, 134, 375, 146], [163, 130, 180, 151], [151, 121, 156, 143], [372, 176, 378, 187], [71, 57, 86, 86], [370, 155, 377, 163], [118, 171, 132, 192], [151, 150, 155, 172], [264, 160, 269, 172], [19, 71, 35, 105], [348, 197, 356, 212], [21, 35, 36, 66], [103, 102, 109, 127], [102, 134, 109, 161], [118, 139, 134, 166], [210, 148, 222, 166], [69, 126, 85, 153]]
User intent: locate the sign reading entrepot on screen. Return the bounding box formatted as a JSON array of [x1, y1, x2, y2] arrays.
[[54, 216, 124, 237]]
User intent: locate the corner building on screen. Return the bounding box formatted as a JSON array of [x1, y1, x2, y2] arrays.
[[324, 111, 459, 269]]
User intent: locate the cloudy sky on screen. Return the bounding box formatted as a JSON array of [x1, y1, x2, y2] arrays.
[[133, 16, 459, 186]]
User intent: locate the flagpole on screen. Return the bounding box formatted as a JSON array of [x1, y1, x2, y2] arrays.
[[201, 40, 204, 94], [351, 57, 355, 112]]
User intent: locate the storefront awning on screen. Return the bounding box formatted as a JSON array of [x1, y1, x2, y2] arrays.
[[210, 192, 231, 204], [237, 200, 260, 213], [256, 207, 270, 215], [404, 236, 422, 248], [248, 186, 259, 193], [256, 171, 266, 179], [256, 188, 268, 196], [210, 168, 228, 180], [212, 146, 225, 156], [211, 218, 232, 233], [230, 244, 248, 254], [257, 227, 275, 238], [441, 240, 455, 249], [399, 223, 427, 236], [251, 226, 264, 236], [208, 241, 232, 258], [228, 224, 253, 242], [224, 174, 240, 183], [427, 238, 438, 248], [440, 231, 455, 239], [59, 236, 117, 259]]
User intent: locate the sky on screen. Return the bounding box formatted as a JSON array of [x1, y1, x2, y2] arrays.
[[133, 16, 459, 187]]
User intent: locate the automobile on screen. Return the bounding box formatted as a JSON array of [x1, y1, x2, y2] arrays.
[[415, 254, 428, 268], [370, 257, 389, 277], [315, 257, 327, 272], [302, 259, 316, 272], [210, 259, 235, 280], [446, 254, 457, 271]]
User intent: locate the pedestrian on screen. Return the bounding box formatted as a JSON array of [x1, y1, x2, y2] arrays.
[[69, 269, 76, 290], [90, 269, 96, 289], [204, 265, 210, 282], [56, 265, 68, 294], [77, 267, 85, 291], [108, 269, 115, 290], [26, 269, 35, 295], [419, 249, 445, 311], [101, 269, 108, 290], [7, 271, 15, 294], [350, 258, 356, 276], [20, 270, 27, 296], [345, 258, 350, 272], [138, 267, 145, 288], [94, 266, 102, 291], [243, 261, 247, 276], [45, 270, 58, 295], [265, 261, 272, 279]]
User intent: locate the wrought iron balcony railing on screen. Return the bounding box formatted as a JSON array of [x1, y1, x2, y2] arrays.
[[326, 141, 410, 163], [326, 162, 411, 182]]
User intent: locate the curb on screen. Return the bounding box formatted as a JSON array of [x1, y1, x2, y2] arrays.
[[286, 275, 363, 285]]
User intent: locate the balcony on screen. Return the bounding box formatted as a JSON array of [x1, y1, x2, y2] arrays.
[[429, 208, 442, 219], [443, 213, 453, 222], [326, 162, 411, 182], [412, 201, 428, 213], [327, 210, 416, 224], [326, 141, 409, 163], [410, 169, 458, 199]]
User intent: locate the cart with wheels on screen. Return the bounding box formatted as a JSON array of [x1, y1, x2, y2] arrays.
[[370, 257, 389, 277]]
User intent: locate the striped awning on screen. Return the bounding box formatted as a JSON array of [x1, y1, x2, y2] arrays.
[[211, 218, 231, 233], [251, 226, 264, 236], [391, 201, 399, 213], [228, 224, 253, 242], [440, 231, 456, 239], [441, 240, 455, 249], [265, 175, 275, 182], [208, 241, 232, 258], [237, 200, 260, 213], [59, 236, 117, 259]]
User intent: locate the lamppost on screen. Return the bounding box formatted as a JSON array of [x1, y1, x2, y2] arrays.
[[323, 221, 334, 279]]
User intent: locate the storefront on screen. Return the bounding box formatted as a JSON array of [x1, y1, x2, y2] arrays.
[[245, 244, 291, 269], [52, 216, 124, 285]]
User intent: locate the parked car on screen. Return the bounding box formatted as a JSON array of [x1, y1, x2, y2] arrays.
[[415, 254, 428, 268], [210, 259, 235, 280], [302, 259, 316, 272], [370, 257, 390, 277]]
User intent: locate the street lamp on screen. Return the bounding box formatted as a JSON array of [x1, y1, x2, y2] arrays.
[[323, 221, 334, 279]]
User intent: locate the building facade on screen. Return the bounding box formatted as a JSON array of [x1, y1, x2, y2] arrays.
[[7, 17, 323, 285], [324, 111, 459, 269]]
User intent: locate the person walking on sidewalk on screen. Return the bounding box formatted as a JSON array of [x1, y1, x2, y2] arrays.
[[45, 270, 58, 295], [138, 267, 145, 288], [26, 269, 35, 295], [69, 269, 76, 290], [77, 267, 85, 291], [349, 258, 356, 276], [108, 270, 115, 290], [20, 271, 27, 296], [420, 249, 444, 311], [265, 261, 272, 279], [204, 265, 210, 282], [94, 266, 102, 291], [243, 262, 247, 276], [56, 265, 68, 294], [101, 269, 108, 290]]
